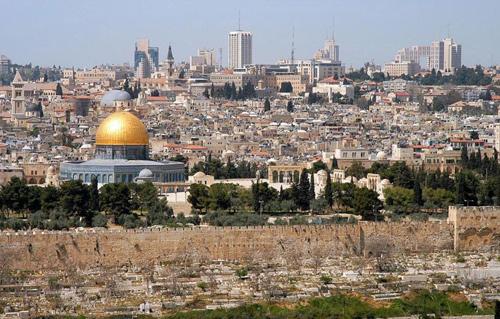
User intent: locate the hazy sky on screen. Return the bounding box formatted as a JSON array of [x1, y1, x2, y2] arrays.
[[1, 0, 499, 68]]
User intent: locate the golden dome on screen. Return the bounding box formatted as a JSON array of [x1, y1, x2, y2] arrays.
[[95, 111, 149, 146]]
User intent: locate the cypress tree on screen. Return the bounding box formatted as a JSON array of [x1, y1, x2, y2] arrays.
[[89, 176, 99, 223], [460, 145, 468, 168], [331, 157, 338, 169], [55, 83, 63, 96], [413, 176, 423, 206], [455, 173, 466, 205], [297, 169, 310, 211], [264, 98, 271, 112], [309, 172, 315, 201], [324, 172, 333, 207]]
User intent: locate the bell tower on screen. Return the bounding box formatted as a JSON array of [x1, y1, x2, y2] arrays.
[[11, 70, 26, 116]]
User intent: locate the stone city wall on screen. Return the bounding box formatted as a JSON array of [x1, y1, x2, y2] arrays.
[[448, 206, 500, 251], [0, 222, 454, 271]]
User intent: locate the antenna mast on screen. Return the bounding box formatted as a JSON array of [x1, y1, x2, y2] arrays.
[[291, 25, 295, 66], [219, 47, 223, 69], [238, 10, 241, 31]]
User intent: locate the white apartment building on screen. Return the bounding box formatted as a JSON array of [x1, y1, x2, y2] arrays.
[[443, 38, 462, 72], [393, 37, 461, 73], [383, 79, 418, 92], [384, 61, 420, 77], [313, 81, 354, 100], [228, 31, 252, 69]]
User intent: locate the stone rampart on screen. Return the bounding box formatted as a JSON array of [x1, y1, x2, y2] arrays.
[[448, 206, 500, 251], [0, 222, 454, 271]]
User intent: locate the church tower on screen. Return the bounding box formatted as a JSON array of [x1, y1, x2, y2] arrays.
[[166, 45, 174, 77], [11, 70, 26, 116]]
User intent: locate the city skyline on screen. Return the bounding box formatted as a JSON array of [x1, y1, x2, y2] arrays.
[[1, 0, 499, 68]]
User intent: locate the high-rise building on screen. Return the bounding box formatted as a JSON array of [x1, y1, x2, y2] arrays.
[[443, 38, 462, 72], [198, 49, 217, 66], [429, 40, 444, 71], [315, 38, 340, 62], [392, 37, 461, 73], [0, 55, 10, 75], [228, 31, 252, 69], [134, 39, 159, 78]]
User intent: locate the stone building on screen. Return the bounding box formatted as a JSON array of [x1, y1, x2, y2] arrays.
[[60, 111, 184, 186]]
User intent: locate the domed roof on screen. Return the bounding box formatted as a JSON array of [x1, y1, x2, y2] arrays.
[[47, 165, 56, 175], [381, 179, 391, 185], [317, 169, 327, 176], [193, 171, 206, 178], [376, 151, 387, 160], [100, 90, 131, 106], [138, 168, 153, 178], [95, 111, 149, 146]]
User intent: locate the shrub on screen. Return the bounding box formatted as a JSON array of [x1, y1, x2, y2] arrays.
[[320, 274, 333, 285], [197, 282, 208, 291], [28, 211, 47, 229], [91, 213, 108, 228], [235, 267, 248, 279], [4, 218, 27, 231]]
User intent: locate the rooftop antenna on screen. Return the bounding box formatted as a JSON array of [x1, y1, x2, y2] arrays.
[[332, 16, 336, 41], [219, 47, 223, 68], [238, 10, 241, 31], [291, 25, 295, 65]]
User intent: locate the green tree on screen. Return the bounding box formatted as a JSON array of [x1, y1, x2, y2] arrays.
[[423, 188, 455, 210], [460, 145, 469, 168], [59, 180, 92, 225], [353, 187, 383, 220], [89, 176, 99, 213], [386, 161, 414, 188], [99, 183, 131, 222], [146, 198, 173, 226], [264, 98, 271, 112], [324, 172, 333, 207], [311, 160, 328, 173], [346, 161, 366, 179], [384, 186, 415, 214], [455, 170, 479, 206], [309, 173, 315, 201], [0, 177, 40, 215], [296, 169, 311, 211], [331, 157, 338, 169], [251, 180, 278, 213], [188, 183, 210, 213], [55, 83, 63, 96], [279, 81, 293, 93], [129, 182, 158, 211], [202, 88, 210, 99], [41, 185, 60, 213], [286, 100, 294, 112], [413, 177, 423, 206]]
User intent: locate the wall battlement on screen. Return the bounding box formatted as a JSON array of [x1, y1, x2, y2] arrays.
[[0, 207, 498, 271]]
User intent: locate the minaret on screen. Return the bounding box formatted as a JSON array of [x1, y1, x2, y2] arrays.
[[166, 45, 174, 77]]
